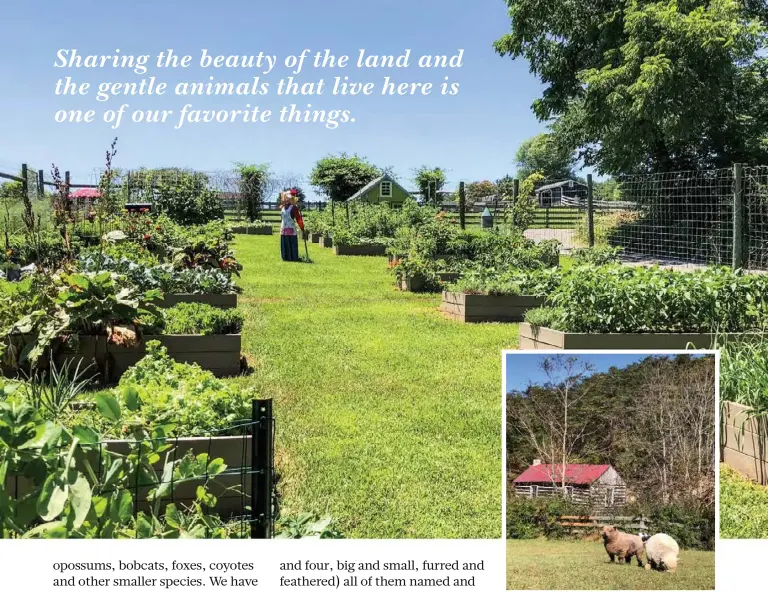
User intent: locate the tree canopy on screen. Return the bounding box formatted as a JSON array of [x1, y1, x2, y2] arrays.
[[495, 0, 768, 174], [412, 166, 447, 204], [309, 153, 381, 202], [507, 354, 715, 509], [514, 133, 576, 180]]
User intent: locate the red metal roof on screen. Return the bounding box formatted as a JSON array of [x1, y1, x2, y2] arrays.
[[69, 188, 101, 199], [513, 464, 611, 485]]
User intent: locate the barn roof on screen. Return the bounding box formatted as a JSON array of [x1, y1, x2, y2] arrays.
[[535, 180, 587, 193], [348, 174, 411, 201], [513, 464, 611, 485], [68, 188, 101, 199]]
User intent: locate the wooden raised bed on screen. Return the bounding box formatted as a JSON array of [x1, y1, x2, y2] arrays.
[[333, 244, 387, 256], [1, 334, 242, 382], [159, 293, 238, 309], [518, 323, 761, 350], [62, 335, 242, 381], [231, 226, 273, 235], [441, 293, 545, 322], [5, 435, 254, 517], [400, 272, 461, 293], [721, 401, 768, 484]]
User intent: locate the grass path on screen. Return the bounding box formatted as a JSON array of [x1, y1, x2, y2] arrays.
[[507, 540, 715, 590], [229, 235, 518, 538]]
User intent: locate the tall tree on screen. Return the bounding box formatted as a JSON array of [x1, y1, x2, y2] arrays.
[[309, 153, 380, 202], [235, 163, 271, 221], [514, 133, 576, 180], [495, 0, 768, 173], [466, 180, 497, 201], [510, 356, 597, 492], [412, 166, 447, 204]]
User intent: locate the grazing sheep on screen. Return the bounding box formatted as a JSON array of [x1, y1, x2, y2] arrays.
[[642, 533, 680, 573], [601, 526, 645, 567]]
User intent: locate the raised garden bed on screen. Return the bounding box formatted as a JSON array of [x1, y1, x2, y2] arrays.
[[309, 233, 321, 243], [319, 235, 333, 248], [441, 293, 545, 322], [5, 435, 253, 517], [401, 272, 461, 293], [518, 323, 763, 350], [333, 244, 387, 256], [3, 334, 241, 382], [721, 401, 768, 484], [159, 293, 238, 309], [231, 226, 273, 235]]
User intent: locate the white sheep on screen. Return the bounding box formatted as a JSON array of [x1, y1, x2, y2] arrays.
[[641, 533, 680, 573]]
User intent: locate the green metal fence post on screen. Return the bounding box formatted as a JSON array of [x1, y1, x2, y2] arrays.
[[733, 163, 745, 270], [459, 181, 466, 230], [587, 173, 595, 247]]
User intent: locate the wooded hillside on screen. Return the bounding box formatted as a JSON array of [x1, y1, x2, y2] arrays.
[[507, 355, 716, 509]]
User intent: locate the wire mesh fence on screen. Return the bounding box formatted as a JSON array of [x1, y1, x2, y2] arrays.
[[4, 399, 275, 539], [591, 169, 735, 268], [744, 166, 768, 271]]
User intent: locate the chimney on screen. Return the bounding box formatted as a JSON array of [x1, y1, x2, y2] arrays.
[[532, 459, 541, 466]]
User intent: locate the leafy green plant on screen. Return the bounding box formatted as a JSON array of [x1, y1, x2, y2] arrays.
[[0, 390, 231, 539], [571, 245, 623, 266], [449, 268, 562, 297], [76, 341, 252, 437], [534, 265, 768, 333], [275, 512, 344, 539], [3, 272, 161, 367], [160, 303, 243, 335], [24, 358, 95, 421]]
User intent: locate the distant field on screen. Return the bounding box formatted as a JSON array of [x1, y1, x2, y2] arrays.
[[506, 539, 714, 590]]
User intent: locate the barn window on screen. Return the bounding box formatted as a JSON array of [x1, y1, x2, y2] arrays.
[[380, 181, 392, 198]]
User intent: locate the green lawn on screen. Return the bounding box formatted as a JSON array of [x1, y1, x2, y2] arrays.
[[507, 540, 714, 590], [720, 463, 768, 538], [227, 235, 517, 538]]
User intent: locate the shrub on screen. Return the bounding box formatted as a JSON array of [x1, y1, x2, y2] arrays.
[[154, 171, 224, 225], [160, 302, 243, 335], [506, 495, 583, 539]]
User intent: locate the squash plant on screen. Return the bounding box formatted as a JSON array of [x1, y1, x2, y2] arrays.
[[3, 271, 161, 367]]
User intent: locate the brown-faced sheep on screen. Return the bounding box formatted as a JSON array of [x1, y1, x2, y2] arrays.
[[642, 533, 680, 573], [601, 525, 645, 567]]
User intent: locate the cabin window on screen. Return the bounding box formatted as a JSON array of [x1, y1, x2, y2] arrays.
[[380, 181, 392, 198]]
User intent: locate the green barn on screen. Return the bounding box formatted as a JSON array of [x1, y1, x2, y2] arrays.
[[348, 174, 412, 205]]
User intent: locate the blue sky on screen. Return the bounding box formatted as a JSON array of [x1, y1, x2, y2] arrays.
[[504, 353, 708, 394], [0, 0, 552, 197]]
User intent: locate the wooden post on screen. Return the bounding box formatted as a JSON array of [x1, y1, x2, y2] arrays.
[[733, 163, 745, 270], [587, 173, 595, 247], [20, 164, 28, 201], [458, 181, 466, 230], [37, 169, 44, 198], [512, 179, 520, 228], [331, 199, 335, 224]]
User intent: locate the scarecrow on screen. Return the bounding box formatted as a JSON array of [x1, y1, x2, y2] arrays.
[[279, 189, 305, 262]]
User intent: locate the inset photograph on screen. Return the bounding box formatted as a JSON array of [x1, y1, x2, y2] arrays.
[[505, 352, 716, 590]]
